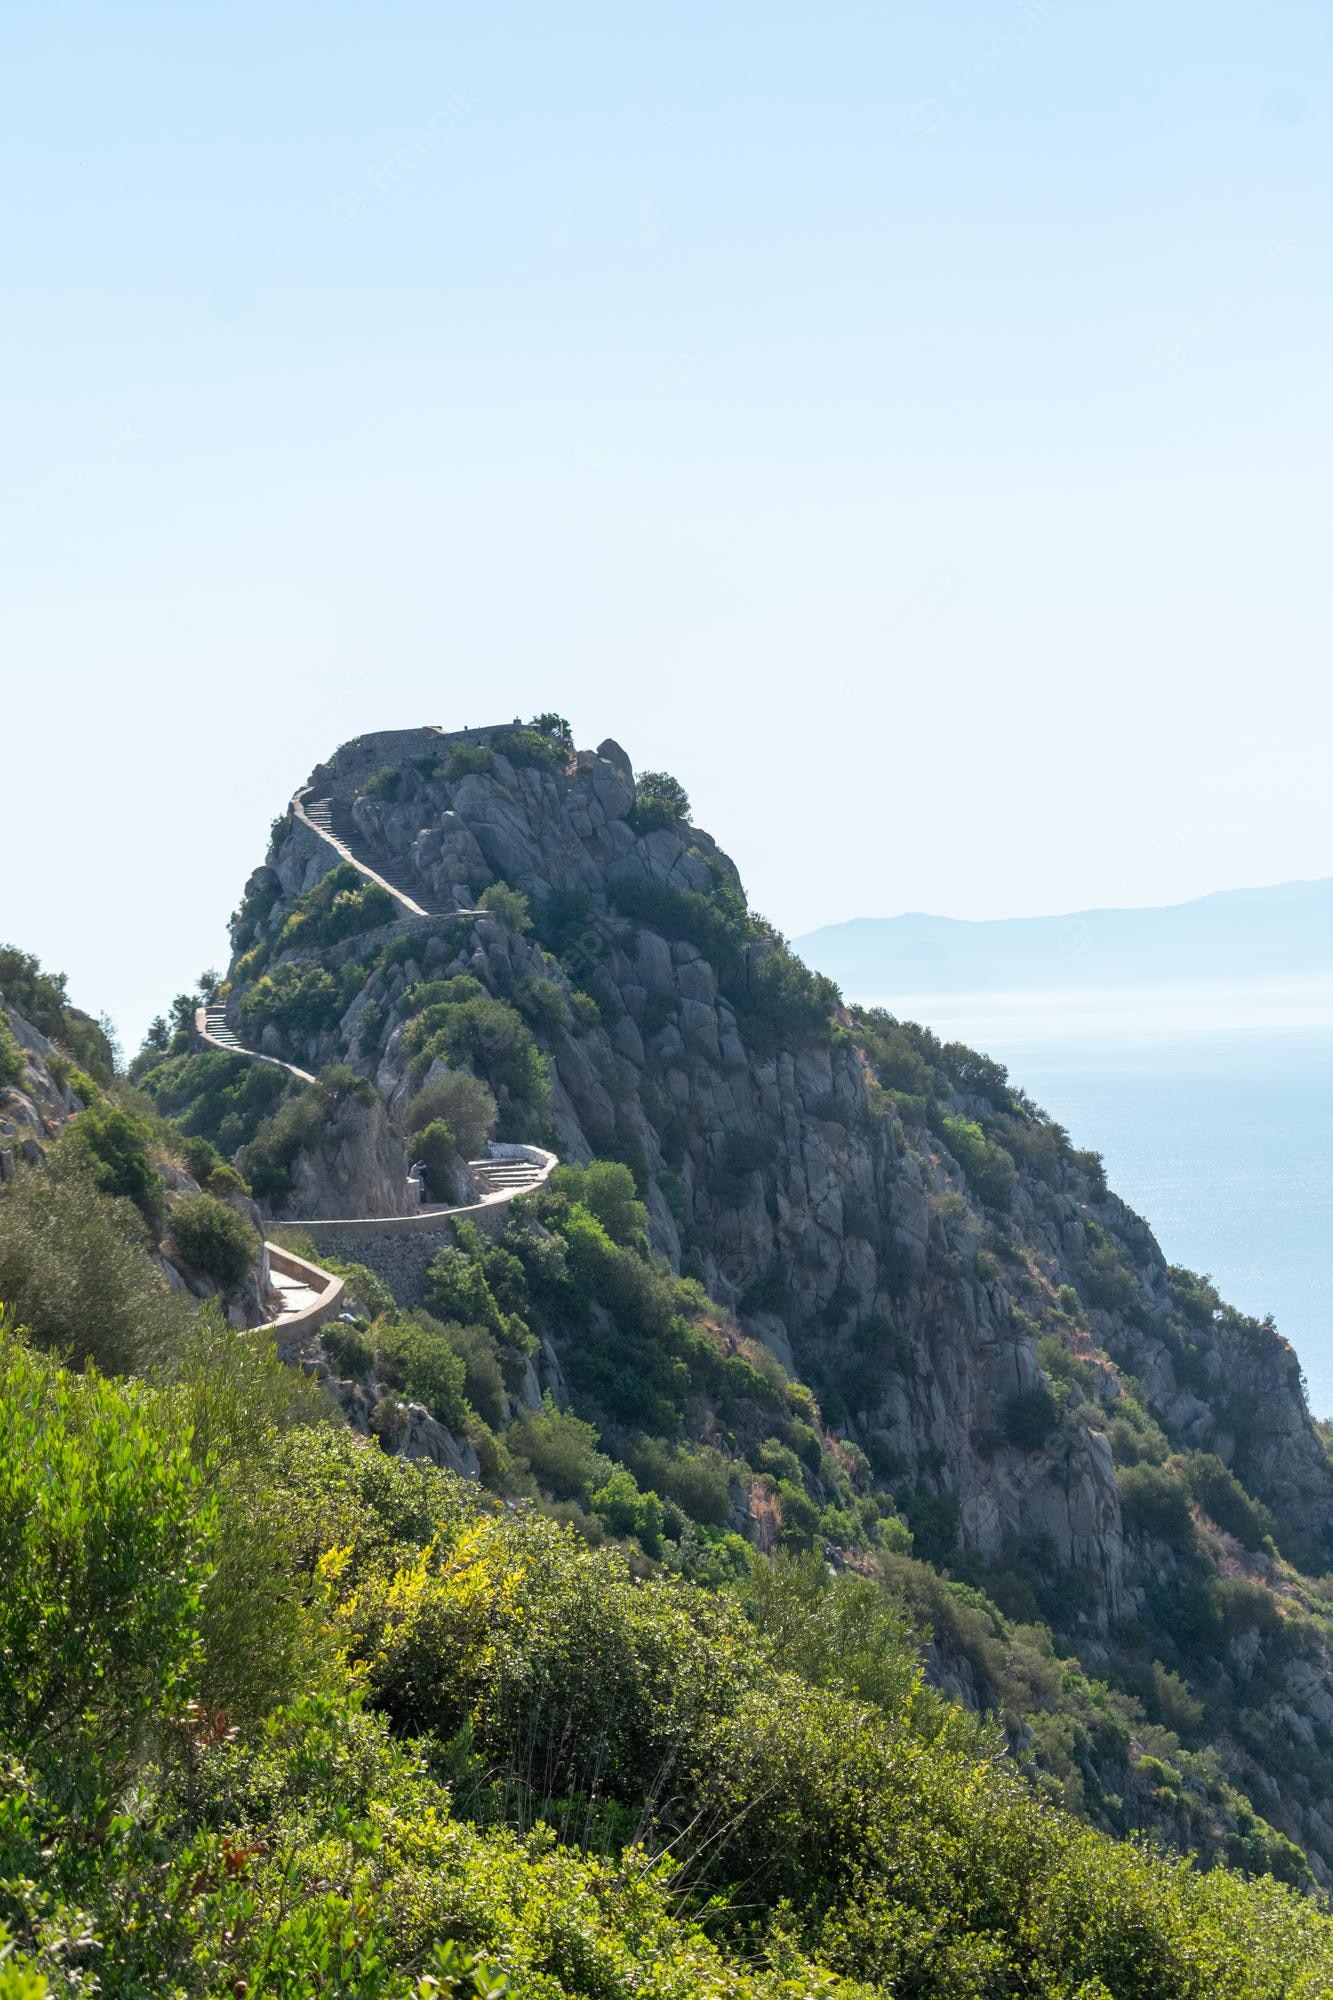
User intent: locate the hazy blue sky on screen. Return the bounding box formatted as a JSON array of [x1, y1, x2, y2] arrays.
[[2, 1, 1329, 1048]]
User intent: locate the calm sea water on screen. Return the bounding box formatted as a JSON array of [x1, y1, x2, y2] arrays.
[[867, 987, 1333, 1416]]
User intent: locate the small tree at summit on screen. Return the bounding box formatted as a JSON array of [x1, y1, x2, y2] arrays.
[[633, 769, 691, 830], [530, 712, 573, 749]]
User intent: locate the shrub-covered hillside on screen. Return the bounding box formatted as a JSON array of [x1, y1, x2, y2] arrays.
[[2, 1280, 1332, 1998]]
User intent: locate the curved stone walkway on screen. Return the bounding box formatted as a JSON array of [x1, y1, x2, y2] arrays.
[[198, 1004, 314, 1083], [192, 785, 560, 1341]]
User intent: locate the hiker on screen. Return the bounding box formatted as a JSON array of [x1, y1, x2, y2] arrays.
[[409, 1159, 430, 1205]]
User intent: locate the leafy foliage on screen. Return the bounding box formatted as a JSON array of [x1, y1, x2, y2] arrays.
[[0, 945, 115, 1081], [408, 1071, 498, 1158], [51, 1098, 165, 1227], [477, 881, 532, 932], [239, 960, 342, 1042], [631, 768, 691, 829], [169, 1192, 257, 1292], [0, 1010, 25, 1088]]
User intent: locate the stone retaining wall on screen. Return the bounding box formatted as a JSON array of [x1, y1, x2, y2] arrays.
[[261, 1242, 345, 1346], [298, 1219, 469, 1309]]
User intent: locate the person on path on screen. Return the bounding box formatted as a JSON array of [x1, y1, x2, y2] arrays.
[[409, 1159, 430, 1205]]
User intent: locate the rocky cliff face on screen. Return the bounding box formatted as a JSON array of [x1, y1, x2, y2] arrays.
[[0, 1000, 89, 1178], [171, 722, 1333, 1879]]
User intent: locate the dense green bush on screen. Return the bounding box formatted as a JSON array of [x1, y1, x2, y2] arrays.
[[476, 879, 532, 931], [492, 725, 567, 769], [412, 1117, 458, 1193], [239, 960, 341, 1042], [0, 1305, 1329, 1998], [136, 1047, 295, 1159], [321, 1317, 374, 1378], [631, 768, 691, 829], [0, 1323, 209, 1804], [0, 1009, 25, 1087], [0, 1164, 198, 1373], [372, 1313, 470, 1430], [172, 1128, 251, 1196], [1003, 1384, 1060, 1450], [52, 1098, 165, 1227], [444, 740, 495, 781], [277, 862, 395, 951], [409, 991, 548, 1112], [941, 1114, 1017, 1213], [1078, 1238, 1142, 1312], [407, 1070, 498, 1158], [508, 1395, 611, 1501], [1182, 1451, 1277, 1551], [169, 1191, 256, 1291], [1119, 1461, 1195, 1551], [361, 765, 401, 799]]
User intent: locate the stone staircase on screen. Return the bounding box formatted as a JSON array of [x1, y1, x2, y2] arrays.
[[302, 794, 446, 919], [202, 1004, 243, 1051], [468, 1154, 550, 1202], [198, 1005, 314, 1084]]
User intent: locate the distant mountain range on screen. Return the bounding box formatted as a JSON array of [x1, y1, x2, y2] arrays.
[[793, 877, 1333, 1001]]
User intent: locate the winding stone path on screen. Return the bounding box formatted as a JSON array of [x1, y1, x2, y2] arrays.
[[198, 1004, 315, 1083], [297, 789, 440, 920], [192, 783, 560, 1340]]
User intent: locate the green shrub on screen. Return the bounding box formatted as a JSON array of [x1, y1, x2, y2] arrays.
[[590, 1465, 666, 1553], [240, 1067, 377, 1201], [0, 1010, 25, 1087], [476, 880, 531, 932], [1183, 1451, 1277, 1550], [277, 864, 395, 951], [373, 1314, 469, 1431], [407, 1071, 497, 1157], [240, 961, 341, 1042], [173, 1129, 252, 1197], [444, 741, 495, 781], [413, 1119, 457, 1191], [321, 1318, 374, 1378], [438, 1318, 507, 1429], [1119, 1462, 1195, 1550], [362, 765, 400, 799], [1078, 1240, 1140, 1312], [0, 1321, 209, 1800], [549, 1159, 646, 1247], [508, 1395, 610, 1501], [0, 1164, 198, 1373], [410, 994, 548, 1110], [492, 726, 566, 770], [942, 1115, 1017, 1213], [631, 768, 691, 829], [1003, 1384, 1060, 1449], [631, 1438, 735, 1524], [137, 1047, 295, 1161], [169, 1193, 256, 1292], [53, 1099, 164, 1227]]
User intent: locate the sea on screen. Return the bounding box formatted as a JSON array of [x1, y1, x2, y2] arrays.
[[864, 981, 1333, 1417]]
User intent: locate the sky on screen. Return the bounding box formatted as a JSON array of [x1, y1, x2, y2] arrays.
[[2, 1, 1330, 1050]]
